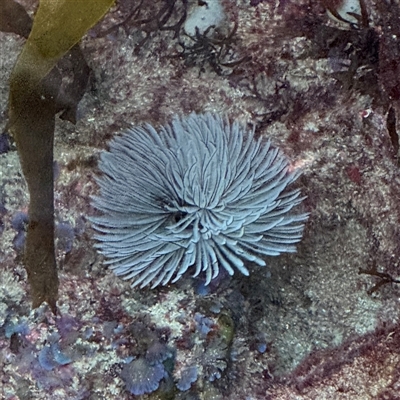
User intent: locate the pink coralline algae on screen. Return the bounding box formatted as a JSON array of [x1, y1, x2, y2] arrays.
[[265, 322, 400, 399]]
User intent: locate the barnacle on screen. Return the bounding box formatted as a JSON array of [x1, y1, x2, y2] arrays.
[[90, 113, 308, 288]]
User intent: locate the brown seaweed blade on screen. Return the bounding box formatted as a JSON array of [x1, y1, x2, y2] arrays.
[[8, 0, 114, 312], [9, 69, 59, 312]]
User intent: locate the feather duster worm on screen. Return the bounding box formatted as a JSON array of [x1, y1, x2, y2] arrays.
[[90, 113, 308, 288]]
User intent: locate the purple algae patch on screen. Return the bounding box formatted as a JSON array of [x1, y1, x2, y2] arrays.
[[38, 346, 59, 371], [52, 343, 72, 366], [176, 365, 198, 391], [12, 230, 26, 252], [194, 312, 214, 336], [0, 133, 10, 154], [11, 211, 29, 231], [11, 211, 29, 251], [38, 343, 72, 371], [121, 358, 165, 395], [5, 321, 29, 338], [257, 342, 267, 354], [195, 281, 210, 296], [0, 203, 6, 236], [145, 341, 171, 364], [56, 221, 75, 253], [55, 314, 80, 339]]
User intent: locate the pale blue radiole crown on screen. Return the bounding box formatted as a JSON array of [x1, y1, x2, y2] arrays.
[[90, 113, 308, 288]]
